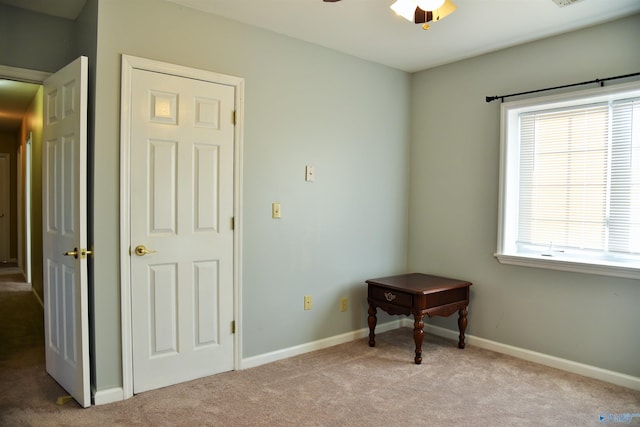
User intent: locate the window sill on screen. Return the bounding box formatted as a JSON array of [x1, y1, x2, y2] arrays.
[[494, 253, 640, 280]]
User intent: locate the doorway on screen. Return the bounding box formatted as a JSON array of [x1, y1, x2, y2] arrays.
[[0, 70, 44, 284], [120, 55, 244, 398], [1, 60, 91, 407]]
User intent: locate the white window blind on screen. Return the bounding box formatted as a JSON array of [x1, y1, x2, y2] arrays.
[[518, 103, 611, 253], [610, 98, 640, 255], [496, 82, 640, 279]]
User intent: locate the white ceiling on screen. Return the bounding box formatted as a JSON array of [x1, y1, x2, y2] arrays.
[[1, 0, 639, 132], [166, 0, 640, 73], [0, 0, 639, 72]]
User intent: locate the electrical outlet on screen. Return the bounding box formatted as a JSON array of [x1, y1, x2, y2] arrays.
[[304, 295, 312, 310], [340, 297, 348, 312], [272, 202, 281, 219]]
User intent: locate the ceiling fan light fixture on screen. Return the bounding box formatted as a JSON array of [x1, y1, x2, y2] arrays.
[[432, 0, 457, 21], [390, 0, 418, 21], [416, 0, 445, 11]]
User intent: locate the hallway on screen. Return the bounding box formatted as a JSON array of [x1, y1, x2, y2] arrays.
[[0, 268, 76, 421]]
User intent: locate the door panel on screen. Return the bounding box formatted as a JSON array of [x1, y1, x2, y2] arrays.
[[130, 69, 235, 394], [42, 56, 89, 408], [148, 139, 177, 233], [194, 260, 219, 347]]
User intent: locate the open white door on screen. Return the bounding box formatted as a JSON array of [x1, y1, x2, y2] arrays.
[[42, 56, 90, 407]]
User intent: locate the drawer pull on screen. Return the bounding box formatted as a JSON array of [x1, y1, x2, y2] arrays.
[[384, 292, 396, 302]]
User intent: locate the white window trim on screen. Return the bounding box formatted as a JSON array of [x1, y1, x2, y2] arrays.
[[495, 81, 640, 280]]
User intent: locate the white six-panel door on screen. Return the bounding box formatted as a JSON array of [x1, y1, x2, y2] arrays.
[[42, 56, 90, 407], [129, 68, 235, 393]]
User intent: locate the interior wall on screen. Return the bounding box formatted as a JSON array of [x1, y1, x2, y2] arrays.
[[0, 3, 82, 305], [75, 0, 99, 392], [0, 4, 77, 73], [408, 13, 640, 378], [92, 0, 410, 392], [18, 87, 44, 298]]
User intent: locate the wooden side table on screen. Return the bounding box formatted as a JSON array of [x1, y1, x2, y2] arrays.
[[366, 273, 472, 364]]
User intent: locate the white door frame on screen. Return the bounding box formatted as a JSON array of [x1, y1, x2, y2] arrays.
[[119, 55, 244, 399], [17, 133, 33, 284], [24, 134, 32, 284], [0, 64, 49, 84], [0, 153, 10, 263], [17, 147, 22, 269]]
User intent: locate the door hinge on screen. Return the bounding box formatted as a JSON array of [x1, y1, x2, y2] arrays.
[[231, 320, 236, 334], [232, 110, 236, 125], [231, 216, 235, 230]]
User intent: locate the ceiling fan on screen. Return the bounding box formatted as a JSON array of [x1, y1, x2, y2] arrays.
[[323, 0, 457, 30]]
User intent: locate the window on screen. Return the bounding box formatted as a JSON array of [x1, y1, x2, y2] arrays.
[[496, 81, 640, 279]]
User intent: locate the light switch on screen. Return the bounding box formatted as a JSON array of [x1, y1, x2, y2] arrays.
[[305, 165, 315, 182], [272, 203, 281, 219]]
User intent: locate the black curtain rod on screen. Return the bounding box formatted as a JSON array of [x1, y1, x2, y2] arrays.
[[485, 72, 640, 103]]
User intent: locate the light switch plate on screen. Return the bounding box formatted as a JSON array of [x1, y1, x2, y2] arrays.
[[305, 165, 315, 182]]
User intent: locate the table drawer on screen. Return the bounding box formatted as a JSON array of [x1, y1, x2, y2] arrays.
[[426, 287, 468, 309], [370, 286, 413, 308]]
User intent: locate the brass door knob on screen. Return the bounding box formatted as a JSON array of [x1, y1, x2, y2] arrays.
[[134, 245, 157, 256], [64, 248, 79, 259], [81, 248, 93, 258]]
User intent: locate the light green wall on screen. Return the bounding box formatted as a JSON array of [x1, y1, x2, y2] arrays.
[[408, 14, 640, 377], [20, 87, 44, 300], [92, 0, 410, 391], [76, 0, 99, 390], [0, 4, 77, 73]]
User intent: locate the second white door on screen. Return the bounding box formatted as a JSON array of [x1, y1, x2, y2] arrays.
[[130, 68, 235, 393]]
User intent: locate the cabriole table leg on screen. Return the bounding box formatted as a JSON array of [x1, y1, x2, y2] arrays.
[[458, 306, 468, 349], [413, 313, 425, 364], [368, 304, 377, 347]]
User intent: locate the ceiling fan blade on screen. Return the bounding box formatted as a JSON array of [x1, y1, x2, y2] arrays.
[[414, 8, 433, 24]]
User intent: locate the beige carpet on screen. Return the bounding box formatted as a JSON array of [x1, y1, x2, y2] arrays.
[[1, 274, 639, 426]]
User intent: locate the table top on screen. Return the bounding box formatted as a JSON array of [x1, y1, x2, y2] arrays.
[[366, 273, 471, 295]]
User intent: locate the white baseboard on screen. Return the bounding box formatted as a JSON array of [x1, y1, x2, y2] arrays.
[[93, 387, 124, 406], [410, 320, 640, 392], [96, 319, 638, 407], [92, 321, 400, 405], [240, 320, 402, 370]]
